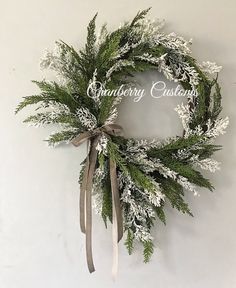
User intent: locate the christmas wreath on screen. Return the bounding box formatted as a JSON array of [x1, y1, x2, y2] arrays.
[[16, 8, 229, 275]]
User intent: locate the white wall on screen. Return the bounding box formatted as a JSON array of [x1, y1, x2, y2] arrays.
[[0, 0, 236, 287]]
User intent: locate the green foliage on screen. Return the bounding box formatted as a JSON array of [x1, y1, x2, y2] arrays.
[[101, 175, 113, 227], [45, 130, 78, 146], [16, 80, 79, 114], [98, 82, 118, 124], [196, 144, 221, 160], [127, 164, 156, 191], [51, 40, 85, 82], [154, 204, 166, 225], [107, 141, 128, 173], [152, 149, 214, 191], [193, 81, 211, 125], [148, 135, 203, 157], [96, 31, 123, 75], [183, 56, 223, 131], [81, 13, 98, 78], [34, 80, 79, 111], [16, 78, 98, 126], [148, 135, 216, 192], [15, 95, 46, 113], [86, 14, 97, 54], [125, 229, 135, 255], [143, 240, 154, 263], [23, 112, 82, 128], [159, 177, 193, 216], [211, 81, 222, 120], [130, 8, 151, 27], [165, 161, 214, 191]]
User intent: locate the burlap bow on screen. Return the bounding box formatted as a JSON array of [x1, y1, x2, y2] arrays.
[[71, 124, 124, 276]]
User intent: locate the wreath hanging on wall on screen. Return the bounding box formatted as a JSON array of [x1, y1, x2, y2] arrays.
[[16, 8, 229, 275]]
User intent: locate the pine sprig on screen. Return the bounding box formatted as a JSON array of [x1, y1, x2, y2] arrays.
[[15, 95, 46, 113], [130, 8, 151, 27], [166, 161, 214, 191], [148, 135, 203, 157], [80, 13, 98, 78], [85, 13, 98, 58], [23, 112, 82, 128], [142, 240, 154, 263], [125, 229, 135, 255], [45, 130, 78, 146], [101, 176, 113, 227], [96, 31, 123, 73], [33, 80, 78, 111], [107, 141, 128, 173], [160, 177, 193, 216], [127, 164, 156, 191], [16, 80, 79, 113], [56, 40, 88, 77], [154, 204, 166, 225], [211, 81, 222, 120]]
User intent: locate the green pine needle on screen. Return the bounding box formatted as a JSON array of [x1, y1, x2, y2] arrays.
[[143, 240, 154, 263], [45, 130, 78, 146], [130, 8, 151, 27], [101, 177, 113, 227], [125, 229, 135, 255], [15, 95, 46, 114]]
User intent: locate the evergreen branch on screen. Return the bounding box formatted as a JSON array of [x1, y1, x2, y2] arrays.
[[184, 55, 213, 128], [15, 95, 47, 113], [127, 163, 156, 192], [45, 130, 78, 146], [160, 177, 193, 216], [85, 13, 98, 58], [196, 144, 221, 160], [23, 112, 82, 128], [154, 204, 166, 225], [81, 12, 98, 78], [107, 141, 128, 173], [148, 135, 204, 157], [58, 40, 85, 73], [167, 162, 214, 191], [32, 80, 79, 111], [96, 30, 123, 77], [211, 81, 222, 120], [125, 229, 135, 255], [98, 93, 116, 125], [154, 153, 214, 191], [130, 8, 151, 27], [101, 176, 113, 227], [142, 240, 154, 263]]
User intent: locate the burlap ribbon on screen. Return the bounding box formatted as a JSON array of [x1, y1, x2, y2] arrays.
[[71, 124, 124, 275]]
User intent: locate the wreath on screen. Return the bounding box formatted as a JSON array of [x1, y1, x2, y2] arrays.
[[16, 8, 229, 275]]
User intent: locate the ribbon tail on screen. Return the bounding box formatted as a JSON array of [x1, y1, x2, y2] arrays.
[[110, 158, 123, 279], [112, 203, 118, 280], [84, 137, 99, 273], [80, 152, 90, 234], [110, 158, 123, 241]]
